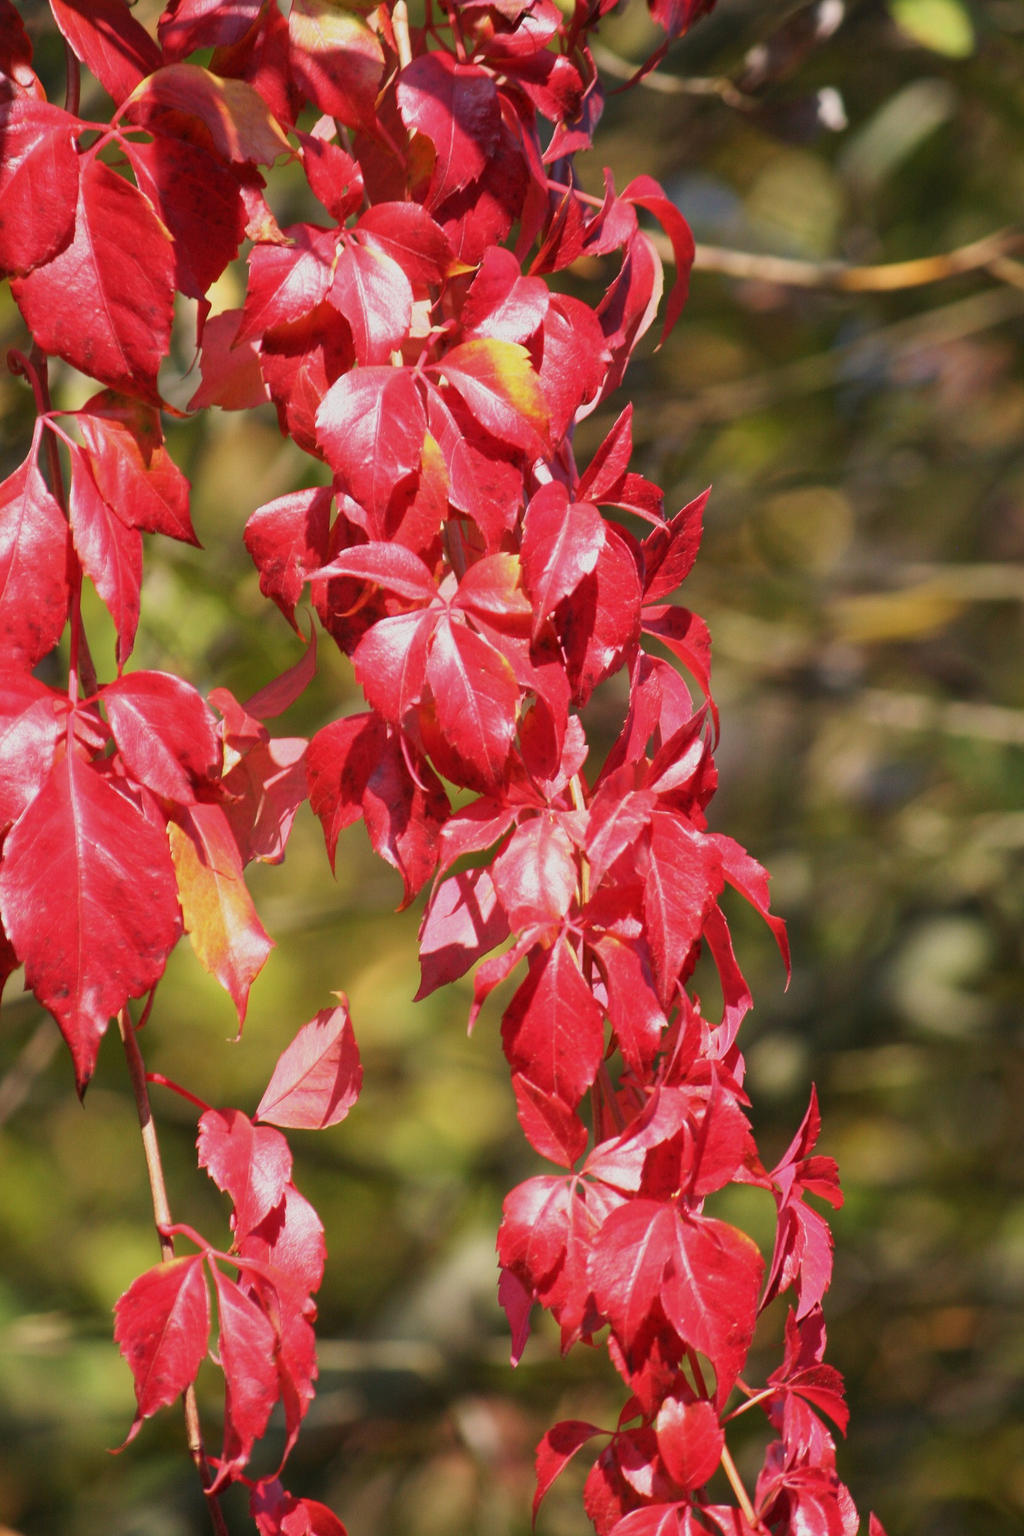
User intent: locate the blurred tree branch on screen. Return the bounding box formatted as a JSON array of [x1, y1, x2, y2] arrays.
[[592, 40, 759, 108], [645, 228, 1024, 292], [0, 1017, 59, 1126]]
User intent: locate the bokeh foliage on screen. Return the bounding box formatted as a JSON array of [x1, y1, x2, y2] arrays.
[[1, 2, 1022, 1533]]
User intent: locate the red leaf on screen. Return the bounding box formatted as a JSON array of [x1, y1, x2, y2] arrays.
[[536, 293, 609, 440], [50, 0, 161, 105], [251, 1479, 349, 1536], [578, 405, 635, 505], [641, 605, 714, 709], [642, 489, 709, 601], [497, 1267, 533, 1365], [590, 935, 666, 1078], [233, 650, 316, 728], [0, 671, 64, 830], [245, 485, 332, 626], [597, 231, 663, 401], [158, 0, 265, 56], [168, 801, 273, 1022], [655, 1397, 723, 1490], [339, 720, 449, 905], [434, 338, 549, 455], [313, 541, 437, 603], [209, 1263, 279, 1482], [390, 707, 454, 848], [238, 223, 337, 342], [622, 176, 695, 343], [307, 713, 380, 869], [189, 308, 269, 412], [67, 441, 142, 667], [258, 302, 355, 456], [328, 239, 413, 365], [426, 613, 519, 791], [239, 1181, 326, 1297], [316, 366, 426, 519], [535, 1420, 605, 1518], [561, 525, 643, 705], [396, 51, 499, 206], [647, 0, 717, 39], [499, 1172, 622, 1341], [298, 129, 364, 223], [76, 392, 197, 544], [522, 482, 606, 635], [0, 98, 79, 276], [11, 156, 174, 402], [453, 553, 533, 634], [255, 1003, 362, 1130], [125, 131, 247, 299], [462, 246, 549, 343], [209, 5, 299, 131], [123, 63, 291, 164], [608, 1506, 710, 1536], [585, 787, 655, 888], [102, 671, 220, 803], [437, 796, 518, 875], [211, 685, 269, 764], [235, 1259, 319, 1462], [0, 2, 32, 81], [712, 832, 791, 977], [355, 200, 453, 286], [768, 1309, 849, 1435], [643, 813, 723, 1003], [222, 734, 308, 865], [114, 1255, 209, 1438], [416, 866, 509, 998], [198, 1107, 293, 1242], [424, 386, 524, 548], [0, 455, 70, 667], [288, 0, 384, 128], [351, 610, 432, 727], [589, 1201, 763, 1407], [492, 815, 577, 931], [511, 1074, 590, 1167], [0, 750, 181, 1091], [501, 938, 605, 1109]]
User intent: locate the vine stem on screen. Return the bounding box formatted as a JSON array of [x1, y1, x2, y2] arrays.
[[392, 0, 413, 68], [117, 1011, 229, 1536], [719, 1441, 763, 1530], [63, 37, 80, 118]]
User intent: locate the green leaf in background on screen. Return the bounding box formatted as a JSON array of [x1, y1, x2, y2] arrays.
[[889, 0, 976, 57]]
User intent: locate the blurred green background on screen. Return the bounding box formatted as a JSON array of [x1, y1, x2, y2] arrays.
[[1, 1, 1022, 1533]]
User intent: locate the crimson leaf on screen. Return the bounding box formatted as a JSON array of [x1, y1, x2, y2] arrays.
[[12, 156, 175, 403], [114, 1255, 210, 1441], [0, 749, 181, 1091], [255, 1003, 362, 1130]]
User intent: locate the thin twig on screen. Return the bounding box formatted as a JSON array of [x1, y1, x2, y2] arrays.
[[987, 255, 1024, 292], [0, 1017, 60, 1126], [651, 228, 1024, 293], [63, 38, 80, 118], [392, 0, 413, 68], [591, 40, 756, 110], [720, 1441, 764, 1528], [118, 1011, 229, 1536]]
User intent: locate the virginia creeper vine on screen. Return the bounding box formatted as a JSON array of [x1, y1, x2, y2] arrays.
[[0, 1, 888, 1533]]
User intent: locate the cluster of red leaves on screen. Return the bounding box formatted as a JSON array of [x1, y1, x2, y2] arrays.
[[0, 0, 885, 1532]]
